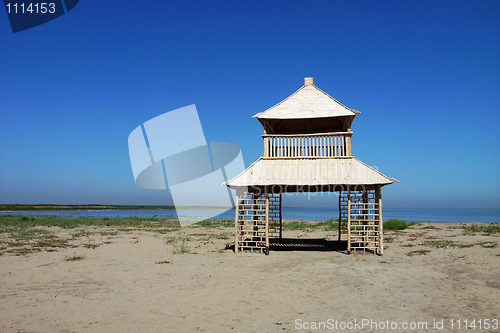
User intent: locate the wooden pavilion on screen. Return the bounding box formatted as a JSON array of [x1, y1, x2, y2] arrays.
[[225, 77, 398, 255]]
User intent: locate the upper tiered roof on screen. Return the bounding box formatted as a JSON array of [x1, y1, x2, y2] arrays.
[[253, 77, 359, 134], [253, 77, 360, 120], [224, 77, 399, 190]]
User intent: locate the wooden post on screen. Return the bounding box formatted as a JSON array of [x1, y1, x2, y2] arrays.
[[378, 186, 383, 255], [362, 189, 368, 248], [346, 135, 350, 156], [344, 134, 348, 156], [271, 137, 274, 158], [334, 135, 337, 157], [265, 187, 270, 255], [289, 137, 292, 157], [347, 133, 352, 156], [347, 186, 351, 253], [301, 136, 304, 157], [234, 190, 241, 254], [330, 135, 333, 157], [252, 193, 258, 241]]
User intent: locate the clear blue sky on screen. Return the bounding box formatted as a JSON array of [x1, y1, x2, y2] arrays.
[[1, 1, 499, 208]]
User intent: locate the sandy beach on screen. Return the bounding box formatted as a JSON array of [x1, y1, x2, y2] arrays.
[[1, 222, 499, 333]]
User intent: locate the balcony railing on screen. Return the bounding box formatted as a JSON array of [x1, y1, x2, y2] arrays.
[[262, 132, 352, 158]]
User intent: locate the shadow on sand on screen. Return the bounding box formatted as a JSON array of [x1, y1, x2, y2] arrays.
[[227, 238, 356, 254], [269, 238, 348, 252]]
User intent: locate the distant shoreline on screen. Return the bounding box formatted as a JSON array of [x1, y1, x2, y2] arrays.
[[0, 205, 498, 223], [0, 204, 233, 211]]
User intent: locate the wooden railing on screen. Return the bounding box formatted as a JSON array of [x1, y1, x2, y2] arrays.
[[262, 132, 352, 158]]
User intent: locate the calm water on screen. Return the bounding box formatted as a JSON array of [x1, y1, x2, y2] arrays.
[[1, 207, 499, 223]]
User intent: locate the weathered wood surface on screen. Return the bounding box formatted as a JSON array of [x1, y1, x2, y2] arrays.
[[226, 157, 398, 188], [253, 81, 359, 120], [262, 132, 352, 158]]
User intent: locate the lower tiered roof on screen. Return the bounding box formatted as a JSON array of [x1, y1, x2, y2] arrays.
[[225, 157, 398, 190]]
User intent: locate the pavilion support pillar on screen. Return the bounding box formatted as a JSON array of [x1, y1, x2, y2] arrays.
[[234, 189, 242, 254], [347, 187, 382, 255], [338, 190, 348, 242], [234, 189, 267, 254], [362, 189, 369, 248], [347, 186, 351, 253], [377, 186, 383, 255], [252, 193, 260, 248], [279, 193, 283, 242], [338, 193, 342, 242], [265, 186, 270, 255]]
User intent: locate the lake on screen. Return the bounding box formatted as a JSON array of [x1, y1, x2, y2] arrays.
[[1, 207, 498, 223]]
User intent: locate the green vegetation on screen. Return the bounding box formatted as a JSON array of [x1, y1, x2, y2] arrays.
[[0, 215, 180, 229], [214, 232, 231, 240], [165, 235, 191, 254], [422, 225, 440, 230], [384, 235, 396, 243], [173, 241, 190, 254], [477, 241, 498, 249], [0, 216, 240, 256], [71, 230, 95, 238], [100, 231, 118, 236], [422, 239, 475, 249], [461, 223, 500, 236], [426, 240, 455, 248], [315, 218, 339, 231], [383, 219, 408, 231], [83, 240, 101, 249], [407, 249, 430, 256], [4, 214, 496, 257], [0, 226, 70, 256], [283, 218, 338, 231], [195, 219, 234, 228], [0, 215, 181, 256], [283, 221, 314, 231]]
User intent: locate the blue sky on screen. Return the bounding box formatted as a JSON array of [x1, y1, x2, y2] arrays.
[[0, 1, 499, 208]]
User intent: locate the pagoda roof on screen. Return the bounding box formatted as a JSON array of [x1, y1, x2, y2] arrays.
[[225, 157, 398, 189], [253, 77, 360, 120]]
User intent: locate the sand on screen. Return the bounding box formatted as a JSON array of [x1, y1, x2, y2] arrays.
[[1, 222, 499, 332]]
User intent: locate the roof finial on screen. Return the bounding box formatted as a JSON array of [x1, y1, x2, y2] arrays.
[[304, 77, 314, 86]]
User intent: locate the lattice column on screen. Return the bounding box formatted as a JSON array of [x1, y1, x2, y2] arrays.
[[348, 188, 381, 255], [234, 191, 266, 253], [338, 191, 349, 241], [234, 189, 284, 253], [234, 190, 282, 254], [234, 190, 241, 254], [377, 186, 383, 255], [267, 193, 282, 241]]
